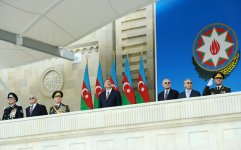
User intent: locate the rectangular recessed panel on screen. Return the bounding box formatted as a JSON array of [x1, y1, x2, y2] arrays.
[[156, 134, 176, 150], [126, 136, 144, 150], [70, 143, 86, 150], [18, 148, 33, 150], [43, 145, 58, 150], [96, 139, 114, 150], [223, 128, 241, 150], [189, 131, 209, 150]]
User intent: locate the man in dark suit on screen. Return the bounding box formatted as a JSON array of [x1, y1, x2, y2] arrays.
[[203, 72, 231, 95], [26, 95, 48, 117], [2, 92, 24, 120], [49, 91, 70, 114], [158, 78, 179, 101], [178, 79, 201, 98], [99, 79, 122, 108]]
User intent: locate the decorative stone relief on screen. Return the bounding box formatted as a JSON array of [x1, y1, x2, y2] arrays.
[[66, 41, 99, 54], [40, 67, 64, 97]]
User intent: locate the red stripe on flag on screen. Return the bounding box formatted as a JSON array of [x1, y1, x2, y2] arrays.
[[138, 74, 150, 102], [81, 82, 93, 109], [123, 75, 136, 104], [95, 80, 103, 98]]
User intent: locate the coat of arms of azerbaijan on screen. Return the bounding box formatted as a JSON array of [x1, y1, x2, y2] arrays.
[[193, 23, 239, 80]]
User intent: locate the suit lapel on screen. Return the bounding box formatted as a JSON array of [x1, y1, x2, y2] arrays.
[[162, 91, 165, 99], [167, 90, 171, 99], [26, 107, 30, 116], [30, 103, 37, 116], [190, 91, 193, 97], [103, 91, 107, 101]]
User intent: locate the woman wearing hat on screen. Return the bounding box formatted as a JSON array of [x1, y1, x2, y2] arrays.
[[2, 92, 24, 120], [203, 72, 231, 95], [49, 91, 70, 114]]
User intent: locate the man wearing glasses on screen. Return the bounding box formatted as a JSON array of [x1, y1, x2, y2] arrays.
[[178, 79, 201, 98], [2, 92, 23, 120], [26, 95, 48, 117], [158, 78, 179, 101], [203, 72, 231, 95]]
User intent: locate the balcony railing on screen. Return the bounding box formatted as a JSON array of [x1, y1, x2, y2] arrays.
[[1, 92, 241, 150]]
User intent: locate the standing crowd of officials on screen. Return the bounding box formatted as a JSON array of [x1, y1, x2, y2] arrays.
[[1, 79, 121, 120], [2, 91, 70, 120], [1, 72, 231, 120], [158, 72, 231, 101]]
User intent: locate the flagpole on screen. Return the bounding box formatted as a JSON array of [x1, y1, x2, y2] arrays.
[[140, 49, 143, 61], [113, 50, 116, 70], [86, 54, 89, 64], [126, 50, 129, 59]]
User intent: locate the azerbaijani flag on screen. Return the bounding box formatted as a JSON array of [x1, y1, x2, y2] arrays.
[[80, 64, 93, 110], [136, 56, 150, 103], [110, 57, 119, 90], [122, 56, 136, 105], [94, 63, 104, 108]]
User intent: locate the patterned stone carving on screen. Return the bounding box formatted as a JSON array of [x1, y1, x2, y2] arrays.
[[40, 67, 64, 97], [66, 41, 99, 54]]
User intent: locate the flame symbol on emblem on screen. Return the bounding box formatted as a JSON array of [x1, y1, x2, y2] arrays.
[[210, 39, 220, 55]]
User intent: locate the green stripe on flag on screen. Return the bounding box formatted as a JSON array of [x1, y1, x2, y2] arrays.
[[135, 90, 145, 104], [121, 92, 131, 105], [81, 97, 91, 110], [94, 95, 99, 109]]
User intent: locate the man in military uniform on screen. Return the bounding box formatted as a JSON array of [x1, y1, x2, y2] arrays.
[[203, 72, 231, 96], [49, 91, 70, 114], [2, 92, 24, 120]]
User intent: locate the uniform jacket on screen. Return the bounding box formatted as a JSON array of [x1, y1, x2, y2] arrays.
[[49, 103, 70, 114], [203, 85, 231, 96], [2, 104, 24, 120]]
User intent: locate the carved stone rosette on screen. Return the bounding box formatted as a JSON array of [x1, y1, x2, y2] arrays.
[[40, 67, 64, 97]]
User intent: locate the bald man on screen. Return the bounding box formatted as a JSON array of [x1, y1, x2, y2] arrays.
[[158, 78, 179, 101]]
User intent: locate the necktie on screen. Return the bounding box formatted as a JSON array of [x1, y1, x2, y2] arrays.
[[106, 92, 110, 100], [164, 91, 168, 100], [29, 106, 33, 116]]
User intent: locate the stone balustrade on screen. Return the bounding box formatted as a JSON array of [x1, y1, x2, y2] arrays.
[[1, 92, 241, 150]]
